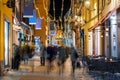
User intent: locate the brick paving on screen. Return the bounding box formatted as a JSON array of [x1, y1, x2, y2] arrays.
[[0, 55, 94, 80]]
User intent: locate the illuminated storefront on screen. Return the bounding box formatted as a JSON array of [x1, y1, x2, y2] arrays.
[[80, 29, 84, 56], [88, 31, 93, 56], [94, 27, 101, 56], [4, 20, 10, 67], [110, 11, 118, 58], [0, 0, 13, 72], [34, 36, 40, 53]]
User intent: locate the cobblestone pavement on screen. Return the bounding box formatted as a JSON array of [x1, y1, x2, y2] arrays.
[[0, 55, 101, 80]]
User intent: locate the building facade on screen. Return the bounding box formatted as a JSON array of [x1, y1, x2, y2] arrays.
[[0, 0, 13, 71], [80, 0, 120, 58]]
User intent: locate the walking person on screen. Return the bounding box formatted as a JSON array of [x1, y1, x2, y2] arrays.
[[57, 43, 67, 75], [46, 44, 54, 73], [23, 43, 29, 64], [12, 43, 19, 70], [69, 44, 79, 77], [40, 42, 46, 66]]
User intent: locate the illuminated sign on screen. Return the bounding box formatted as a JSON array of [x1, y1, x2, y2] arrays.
[[36, 18, 41, 29], [29, 10, 36, 25], [23, 0, 33, 18], [50, 22, 55, 30]]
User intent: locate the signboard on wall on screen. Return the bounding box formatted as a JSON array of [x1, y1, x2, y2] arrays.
[[36, 18, 41, 29], [50, 21, 55, 30], [49, 21, 55, 35]]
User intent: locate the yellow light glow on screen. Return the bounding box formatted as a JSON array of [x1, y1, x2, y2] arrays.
[[74, 15, 78, 20], [85, 0, 90, 8], [105, 28, 109, 31], [101, 35, 103, 38]]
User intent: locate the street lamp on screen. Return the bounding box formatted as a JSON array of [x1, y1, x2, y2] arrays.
[[84, 0, 95, 11], [105, 27, 109, 32], [85, 0, 90, 9]]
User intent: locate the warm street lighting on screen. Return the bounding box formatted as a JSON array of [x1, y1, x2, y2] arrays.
[[85, 0, 90, 9], [101, 35, 103, 38], [85, 0, 95, 11], [105, 27, 109, 32], [74, 15, 78, 20]]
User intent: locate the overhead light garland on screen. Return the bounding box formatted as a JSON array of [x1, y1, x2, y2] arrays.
[[53, 0, 55, 21], [34, 0, 48, 21], [60, 0, 64, 29], [52, 0, 64, 30], [43, 0, 48, 18]]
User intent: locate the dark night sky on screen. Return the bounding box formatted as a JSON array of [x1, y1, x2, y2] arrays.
[[49, 0, 71, 20]]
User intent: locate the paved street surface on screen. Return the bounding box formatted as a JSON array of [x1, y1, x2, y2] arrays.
[[1, 55, 118, 80]]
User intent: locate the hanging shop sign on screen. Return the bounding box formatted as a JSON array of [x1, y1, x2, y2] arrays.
[[50, 21, 55, 31], [36, 18, 41, 29], [23, 0, 33, 18], [49, 21, 55, 35], [50, 31, 55, 36], [29, 10, 36, 25]]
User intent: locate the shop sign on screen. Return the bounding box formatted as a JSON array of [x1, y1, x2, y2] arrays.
[[29, 10, 36, 25], [50, 31, 55, 36], [50, 21, 55, 30], [23, 0, 33, 18], [55, 38, 64, 40], [36, 18, 41, 29]]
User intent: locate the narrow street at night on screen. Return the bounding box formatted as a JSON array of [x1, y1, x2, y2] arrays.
[[1, 0, 120, 80]]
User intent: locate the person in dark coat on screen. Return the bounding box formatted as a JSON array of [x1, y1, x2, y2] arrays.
[[69, 44, 79, 76], [57, 43, 67, 75], [14, 44, 21, 70], [12, 43, 19, 69], [23, 43, 29, 64], [46, 44, 54, 73], [40, 42, 46, 66]]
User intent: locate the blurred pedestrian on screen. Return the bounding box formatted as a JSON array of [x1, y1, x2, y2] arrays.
[[12, 43, 19, 70], [46, 44, 54, 73], [23, 43, 29, 64], [69, 44, 79, 76], [40, 42, 46, 66], [57, 43, 67, 75], [14, 44, 21, 70]]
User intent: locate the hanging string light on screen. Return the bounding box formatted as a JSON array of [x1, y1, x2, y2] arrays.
[[61, 0, 64, 18], [60, 0, 64, 29], [53, 0, 55, 21], [43, 0, 48, 18], [34, 0, 48, 21]]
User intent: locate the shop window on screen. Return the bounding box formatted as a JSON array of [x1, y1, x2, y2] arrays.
[[4, 20, 10, 67]]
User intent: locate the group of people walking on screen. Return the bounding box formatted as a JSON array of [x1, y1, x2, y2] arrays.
[[39, 42, 79, 75], [12, 43, 34, 70], [12, 41, 79, 76]]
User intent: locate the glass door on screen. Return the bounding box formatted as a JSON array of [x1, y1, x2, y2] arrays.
[[4, 20, 10, 67]]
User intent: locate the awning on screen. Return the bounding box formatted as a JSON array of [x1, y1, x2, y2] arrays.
[[88, 3, 120, 31], [99, 11, 112, 24], [88, 11, 112, 31], [88, 21, 100, 31]]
